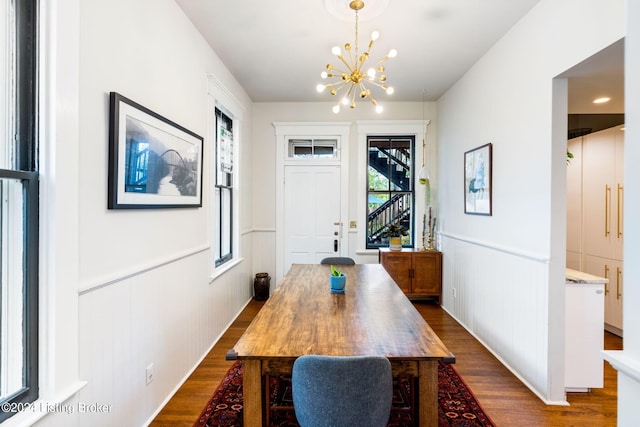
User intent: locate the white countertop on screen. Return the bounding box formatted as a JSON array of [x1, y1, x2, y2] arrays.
[[566, 268, 608, 284]]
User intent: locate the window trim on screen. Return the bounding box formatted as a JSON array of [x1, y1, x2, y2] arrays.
[[355, 120, 430, 257], [366, 135, 416, 249], [207, 74, 244, 278], [214, 107, 234, 267]]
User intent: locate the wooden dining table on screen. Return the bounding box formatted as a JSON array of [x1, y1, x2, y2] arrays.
[[230, 263, 455, 427]]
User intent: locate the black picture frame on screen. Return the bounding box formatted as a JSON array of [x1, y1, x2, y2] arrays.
[[464, 143, 492, 215], [108, 92, 204, 209]]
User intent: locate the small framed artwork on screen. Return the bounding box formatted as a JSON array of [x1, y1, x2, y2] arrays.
[[108, 92, 204, 209], [464, 143, 492, 215]]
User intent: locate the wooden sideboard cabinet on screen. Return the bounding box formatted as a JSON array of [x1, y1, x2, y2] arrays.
[[379, 248, 442, 301]]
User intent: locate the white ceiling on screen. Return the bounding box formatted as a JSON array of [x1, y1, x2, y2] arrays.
[[175, 0, 624, 113], [175, 0, 543, 102]]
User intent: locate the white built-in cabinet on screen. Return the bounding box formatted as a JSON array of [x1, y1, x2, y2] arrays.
[[566, 125, 624, 336]]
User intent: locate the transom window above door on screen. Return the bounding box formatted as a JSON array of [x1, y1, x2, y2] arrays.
[[288, 139, 338, 159]]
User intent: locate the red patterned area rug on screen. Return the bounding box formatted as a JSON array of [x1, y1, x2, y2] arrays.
[[194, 361, 496, 427]]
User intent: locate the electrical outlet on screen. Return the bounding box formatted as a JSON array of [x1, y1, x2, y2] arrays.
[[452, 288, 457, 298], [146, 363, 154, 385]]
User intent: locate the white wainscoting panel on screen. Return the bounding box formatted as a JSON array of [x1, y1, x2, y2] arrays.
[[252, 229, 276, 290], [76, 237, 253, 427], [440, 233, 552, 401]]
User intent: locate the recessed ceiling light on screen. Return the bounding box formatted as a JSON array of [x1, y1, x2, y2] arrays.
[[593, 97, 611, 104]]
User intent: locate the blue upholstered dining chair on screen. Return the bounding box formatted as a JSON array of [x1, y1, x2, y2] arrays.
[[320, 256, 355, 265], [292, 355, 393, 427]]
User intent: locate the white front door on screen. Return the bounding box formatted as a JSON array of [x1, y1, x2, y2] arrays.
[[284, 165, 342, 271]]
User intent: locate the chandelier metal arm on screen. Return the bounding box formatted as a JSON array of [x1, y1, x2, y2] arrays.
[[372, 56, 391, 67], [345, 49, 356, 70], [364, 79, 389, 90], [325, 80, 351, 93], [335, 55, 354, 73], [346, 84, 356, 100], [323, 78, 348, 87], [357, 56, 370, 71]]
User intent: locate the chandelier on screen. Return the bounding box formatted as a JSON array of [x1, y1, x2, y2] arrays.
[[316, 0, 397, 114]]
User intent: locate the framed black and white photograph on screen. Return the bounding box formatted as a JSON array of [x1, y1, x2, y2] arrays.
[[108, 92, 204, 209], [464, 143, 492, 215]]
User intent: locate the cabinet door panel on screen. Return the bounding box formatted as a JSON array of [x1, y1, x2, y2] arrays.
[[380, 252, 412, 293], [584, 254, 622, 333], [412, 252, 442, 296], [583, 128, 617, 258]]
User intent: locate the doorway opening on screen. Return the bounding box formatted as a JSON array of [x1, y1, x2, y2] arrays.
[[558, 38, 625, 337]]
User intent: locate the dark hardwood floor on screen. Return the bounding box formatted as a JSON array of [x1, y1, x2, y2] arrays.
[[150, 299, 621, 426]]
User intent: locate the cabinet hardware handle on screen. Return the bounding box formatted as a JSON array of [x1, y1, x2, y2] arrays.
[[333, 239, 338, 252], [617, 267, 622, 299], [605, 185, 611, 236], [604, 265, 610, 295], [618, 184, 623, 238]]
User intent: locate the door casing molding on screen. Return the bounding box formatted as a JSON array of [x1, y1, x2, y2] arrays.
[[273, 122, 351, 283]]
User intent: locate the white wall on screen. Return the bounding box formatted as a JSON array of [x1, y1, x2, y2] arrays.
[[436, 0, 624, 403], [31, 1, 255, 426]]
